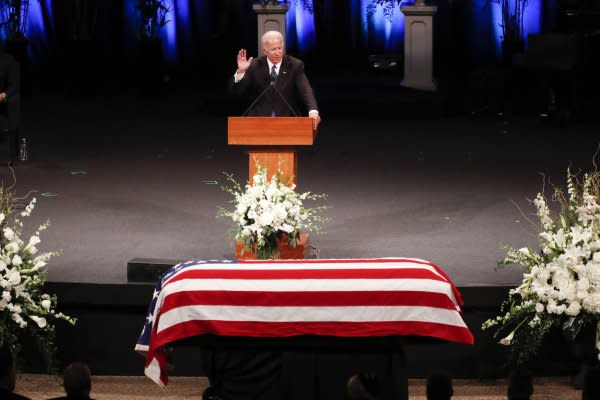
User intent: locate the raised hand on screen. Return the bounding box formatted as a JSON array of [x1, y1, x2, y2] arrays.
[[236, 49, 253, 73]]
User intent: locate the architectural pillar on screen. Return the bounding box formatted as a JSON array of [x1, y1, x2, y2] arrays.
[[400, 5, 438, 91], [252, 2, 289, 51]]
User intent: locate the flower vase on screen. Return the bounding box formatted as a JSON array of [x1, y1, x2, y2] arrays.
[[235, 233, 309, 260], [569, 323, 600, 389]]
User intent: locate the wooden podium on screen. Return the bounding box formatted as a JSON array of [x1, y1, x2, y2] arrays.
[[228, 117, 315, 259], [227, 117, 315, 184]]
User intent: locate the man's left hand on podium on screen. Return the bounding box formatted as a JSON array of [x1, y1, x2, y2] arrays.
[[309, 111, 320, 130]]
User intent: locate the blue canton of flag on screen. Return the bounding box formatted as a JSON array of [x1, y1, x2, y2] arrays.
[[134, 260, 235, 352]]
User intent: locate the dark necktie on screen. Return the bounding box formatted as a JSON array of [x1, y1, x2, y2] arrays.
[[270, 64, 278, 86], [270, 65, 278, 116]]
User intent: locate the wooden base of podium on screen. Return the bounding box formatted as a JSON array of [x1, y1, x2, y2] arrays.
[[236, 233, 310, 260]]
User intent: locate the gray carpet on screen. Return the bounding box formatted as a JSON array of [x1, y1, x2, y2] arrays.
[[9, 92, 598, 285]]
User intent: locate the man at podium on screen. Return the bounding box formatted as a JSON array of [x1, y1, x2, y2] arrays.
[[231, 30, 321, 130]]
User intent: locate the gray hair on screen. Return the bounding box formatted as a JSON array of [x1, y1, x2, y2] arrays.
[[261, 30, 284, 47]]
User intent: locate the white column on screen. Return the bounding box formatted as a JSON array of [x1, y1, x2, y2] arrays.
[[252, 3, 289, 51], [400, 5, 438, 91]]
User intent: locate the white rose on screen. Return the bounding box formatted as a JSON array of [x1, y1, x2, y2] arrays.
[[5, 242, 19, 254], [535, 303, 545, 313], [29, 315, 47, 328], [11, 255, 22, 267], [12, 313, 27, 328], [3, 227, 15, 240], [33, 261, 47, 271], [2, 291, 11, 302], [257, 212, 274, 227], [0, 213, 4, 223], [593, 252, 600, 263], [28, 235, 41, 247], [566, 302, 581, 316], [6, 269, 20, 286], [41, 299, 52, 311], [0, 260, 6, 271], [577, 278, 590, 292]]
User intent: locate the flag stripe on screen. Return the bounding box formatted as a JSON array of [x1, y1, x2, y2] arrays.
[[155, 305, 468, 334], [160, 278, 457, 297], [150, 320, 474, 350], [164, 268, 449, 282], [161, 259, 448, 282], [159, 290, 458, 311]]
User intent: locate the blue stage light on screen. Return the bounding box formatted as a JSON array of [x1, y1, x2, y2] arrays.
[[27, 0, 50, 60], [162, 1, 178, 64], [286, 0, 316, 53], [360, 0, 404, 51], [491, 0, 541, 54]]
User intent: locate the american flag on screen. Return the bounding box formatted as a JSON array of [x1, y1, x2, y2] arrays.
[[135, 258, 474, 387]]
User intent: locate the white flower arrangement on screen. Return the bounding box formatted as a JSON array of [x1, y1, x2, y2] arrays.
[[0, 184, 75, 369], [218, 168, 329, 259], [483, 167, 600, 364]]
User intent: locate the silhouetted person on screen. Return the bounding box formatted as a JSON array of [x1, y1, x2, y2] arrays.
[[0, 51, 20, 163], [582, 365, 600, 400], [48, 362, 93, 400], [202, 385, 221, 400], [507, 368, 533, 400], [426, 372, 453, 400], [0, 347, 31, 400], [347, 373, 378, 400]]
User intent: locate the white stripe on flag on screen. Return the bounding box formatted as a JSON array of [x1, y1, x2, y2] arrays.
[[144, 356, 165, 388], [162, 260, 447, 283], [162, 278, 457, 302], [156, 305, 467, 334]]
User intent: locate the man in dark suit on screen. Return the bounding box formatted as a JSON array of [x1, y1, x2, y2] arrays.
[[231, 30, 321, 130]]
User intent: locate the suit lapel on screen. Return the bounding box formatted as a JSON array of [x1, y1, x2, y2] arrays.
[[257, 57, 270, 85], [275, 56, 289, 90]]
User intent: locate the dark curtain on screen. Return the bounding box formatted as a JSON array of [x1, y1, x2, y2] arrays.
[[6, 0, 566, 88]]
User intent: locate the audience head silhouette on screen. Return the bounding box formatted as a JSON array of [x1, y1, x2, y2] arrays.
[[426, 372, 453, 400], [507, 368, 533, 400], [62, 362, 92, 398], [0, 347, 31, 400], [0, 347, 16, 392], [347, 372, 379, 400], [202, 385, 221, 400], [583, 365, 600, 400]]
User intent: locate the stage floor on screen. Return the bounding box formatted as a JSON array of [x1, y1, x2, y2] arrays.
[[9, 91, 599, 286]]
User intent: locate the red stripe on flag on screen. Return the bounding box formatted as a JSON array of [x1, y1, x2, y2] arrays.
[[238, 258, 432, 265], [159, 290, 458, 312], [165, 268, 449, 284], [153, 319, 475, 346]]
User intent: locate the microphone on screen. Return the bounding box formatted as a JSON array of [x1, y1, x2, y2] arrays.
[[271, 85, 298, 117], [241, 83, 273, 117], [241, 69, 298, 117]]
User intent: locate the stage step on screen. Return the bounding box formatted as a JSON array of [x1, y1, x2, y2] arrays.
[[127, 258, 182, 283]]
